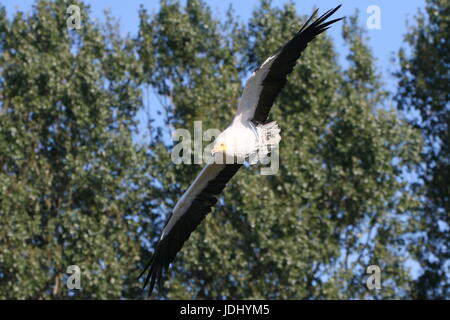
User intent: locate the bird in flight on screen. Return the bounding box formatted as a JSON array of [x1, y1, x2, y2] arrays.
[[140, 5, 344, 297]]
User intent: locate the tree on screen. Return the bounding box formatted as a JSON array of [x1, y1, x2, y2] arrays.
[[138, 0, 422, 299], [395, 0, 449, 299], [0, 0, 153, 299], [0, 0, 428, 300]]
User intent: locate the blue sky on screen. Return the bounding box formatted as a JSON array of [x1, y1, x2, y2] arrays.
[[2, 0, 425, 281], [3, 0, 425, 77], [3, 0, 425, 132]]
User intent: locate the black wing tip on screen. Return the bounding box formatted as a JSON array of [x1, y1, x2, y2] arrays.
[[138, 244, 163, 298], [139, 264, 154, 296], [315, 5, 343, 24], [298, 4, 343, 35], [141, 263, 161, 298], [138, 164, 242, 298]]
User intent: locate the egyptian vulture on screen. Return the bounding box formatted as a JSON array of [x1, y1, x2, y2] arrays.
[[140, 5, 343, 296]]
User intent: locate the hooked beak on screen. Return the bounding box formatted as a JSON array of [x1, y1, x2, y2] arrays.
[[211, 143, 227, 155]]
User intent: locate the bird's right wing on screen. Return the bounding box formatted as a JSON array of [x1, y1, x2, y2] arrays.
[[236, 5, 343, 124], [140, 163, 242, 297]]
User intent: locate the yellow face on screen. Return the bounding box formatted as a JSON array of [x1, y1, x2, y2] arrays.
[[211, 142, 228, 154]]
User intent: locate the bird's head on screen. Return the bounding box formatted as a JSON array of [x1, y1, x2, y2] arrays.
[[211, 130, 232, 155], [211, 141, 228, 154]]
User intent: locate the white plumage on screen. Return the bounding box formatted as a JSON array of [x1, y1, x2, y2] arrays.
[[210, 55, 284, 160]]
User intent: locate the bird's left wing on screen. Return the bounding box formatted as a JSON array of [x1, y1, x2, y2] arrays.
[[236, 5, 343, 124], [140, 163, 242, 297]]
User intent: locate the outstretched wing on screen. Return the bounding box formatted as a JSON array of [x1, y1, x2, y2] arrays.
[[140, 163, 242, 297], [236, 5, 343, 124]]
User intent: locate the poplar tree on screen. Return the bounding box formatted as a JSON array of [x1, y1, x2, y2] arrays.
[[0, 0, 429, 299], [0, 0, 153, 299], [396, 0, 449, 299]]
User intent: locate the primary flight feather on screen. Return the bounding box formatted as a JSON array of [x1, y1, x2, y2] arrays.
[[140, 5, 344, 297]]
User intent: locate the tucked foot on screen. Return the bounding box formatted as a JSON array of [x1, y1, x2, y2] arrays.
[[247, 121, 281, 165], [257, 121, 281, 149]]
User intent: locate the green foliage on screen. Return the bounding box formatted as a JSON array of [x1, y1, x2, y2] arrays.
[[0, 0, 153, 299], [395, 0, 449, 299], [0, 0, 435, 300]]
